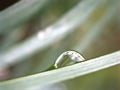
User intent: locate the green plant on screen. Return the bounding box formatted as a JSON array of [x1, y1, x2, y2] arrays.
[[0, 0, 119, 90]]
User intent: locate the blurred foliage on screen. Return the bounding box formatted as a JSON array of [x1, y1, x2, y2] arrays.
[[0, 0, 119, 90]]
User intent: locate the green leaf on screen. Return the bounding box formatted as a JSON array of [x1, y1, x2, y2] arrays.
[[0, 0, 51, 34], [0, 51, 120, 90]]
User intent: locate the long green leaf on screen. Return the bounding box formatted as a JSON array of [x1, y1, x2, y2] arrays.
[[0, 51, 120, 90], [0, 0, 51, 34], [74, 0, 116, 52]]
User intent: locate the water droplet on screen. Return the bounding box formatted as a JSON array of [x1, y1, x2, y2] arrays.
[[54, 51, 85, 68]]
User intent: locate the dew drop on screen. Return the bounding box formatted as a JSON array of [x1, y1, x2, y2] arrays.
[[54, 51, 85, 68]]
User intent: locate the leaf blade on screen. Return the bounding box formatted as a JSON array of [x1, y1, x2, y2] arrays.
[[0, 0, 51, 34], [0, 51, 120, 90]]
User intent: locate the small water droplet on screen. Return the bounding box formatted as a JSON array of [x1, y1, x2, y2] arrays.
[[54, 51, 85, 68]]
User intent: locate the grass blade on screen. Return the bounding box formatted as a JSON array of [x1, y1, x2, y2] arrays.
[[0, 0, 51, 34], [0, 51, 120, 90]]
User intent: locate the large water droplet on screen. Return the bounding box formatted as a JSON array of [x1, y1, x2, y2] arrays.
[[54, 51, 85, 68]]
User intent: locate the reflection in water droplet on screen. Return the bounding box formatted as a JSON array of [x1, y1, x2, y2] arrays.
[[54, 51, 85, 68]]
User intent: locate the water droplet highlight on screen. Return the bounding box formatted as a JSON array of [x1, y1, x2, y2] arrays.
[[54, 51, 85, 68]]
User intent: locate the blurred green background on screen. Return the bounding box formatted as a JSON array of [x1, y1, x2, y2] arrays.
[[0, 0, 119, 90]]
